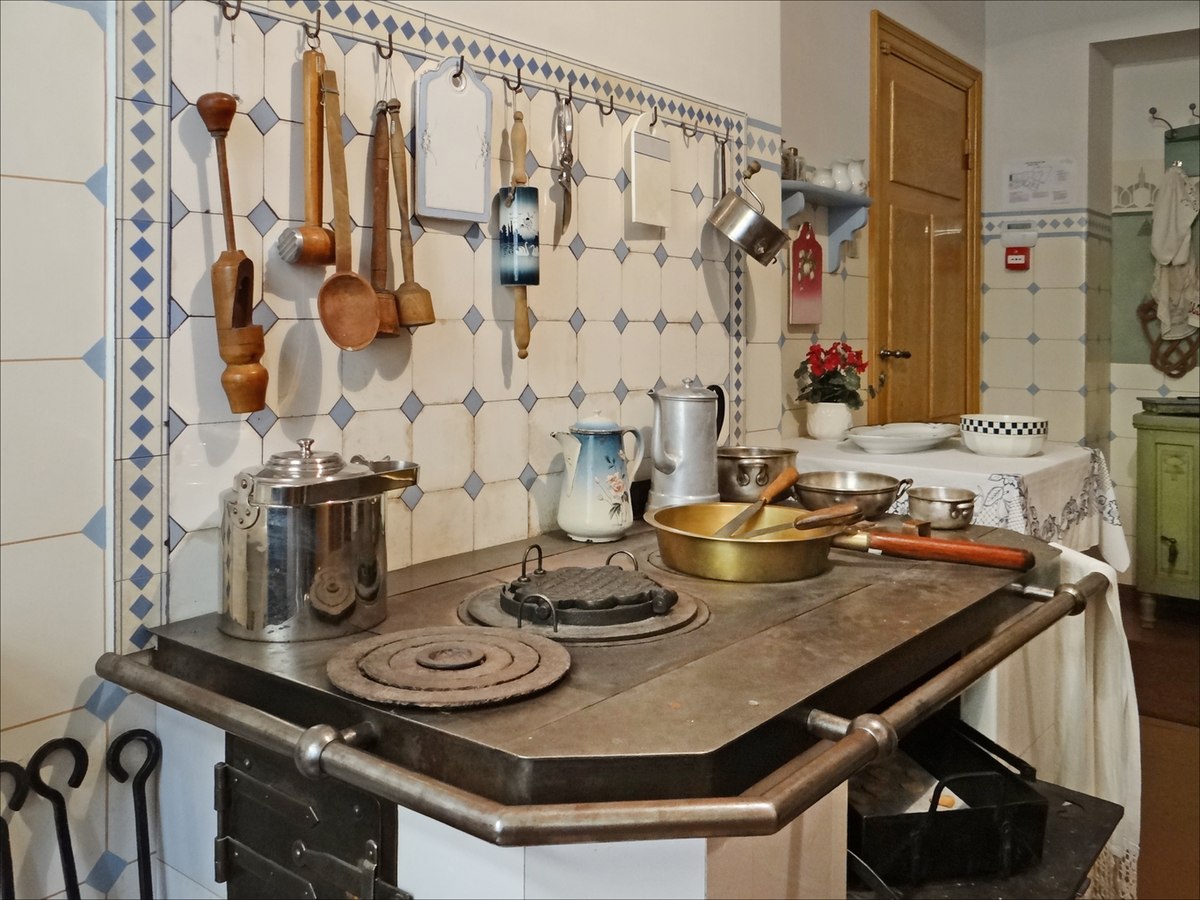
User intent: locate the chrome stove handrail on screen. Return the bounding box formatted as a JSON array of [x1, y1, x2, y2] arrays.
[[95, 572, 1107, 846]]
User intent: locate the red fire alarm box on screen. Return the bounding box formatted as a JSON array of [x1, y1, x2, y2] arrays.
[[1001, 223, 1037, 272], [1005, 247, 1030, 270]]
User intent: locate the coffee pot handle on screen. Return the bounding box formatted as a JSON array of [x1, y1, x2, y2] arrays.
[[707, 384, 727, 445], [621, 427, 646, 481]]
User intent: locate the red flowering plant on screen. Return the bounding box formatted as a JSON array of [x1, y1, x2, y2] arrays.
[[793, 341, 882, 410]]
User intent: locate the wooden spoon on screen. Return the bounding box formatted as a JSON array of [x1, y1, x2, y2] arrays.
[[386, 99, 434, 327], [370, 103, 401, 336], [316, 69, 379, 350]]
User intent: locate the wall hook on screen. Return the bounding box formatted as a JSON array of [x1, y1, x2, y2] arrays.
[[375, 33, 393, 59], [650, 106, 658, 127], [219, 0, 241, 20], [597, 93, 614, 116], [501, 69, 522, 93], [554, 82, 574, 104], [454, 55, 465, 79], [680, 121, 697, 138], [0, 760, 30, 812], [303, 9, 321, 47], [1191, 102, 1198, 119], [1149, 106, 1177, 136]]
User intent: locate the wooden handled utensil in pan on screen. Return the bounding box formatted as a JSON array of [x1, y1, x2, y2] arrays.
[[198, 92, 267, 413], [316, 69, 380, 350], [712, 466, 800, 537]]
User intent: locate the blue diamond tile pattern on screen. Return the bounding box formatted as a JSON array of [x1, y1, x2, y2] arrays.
[[130, 236, 154, 262], [654, 310, 668, 333], [519, 463, 538, 491], [166, 408, 187, 444], [464, 471, 485, 499], [464, 223, 485, 251], [525, 150, 538, 181], [614, 309, 629, 333], [401, 392, 424, 422], [1158, 384, 1171, 397], [653, 244, 669, 267], [572, 160, 586, 185], [130, 564, 152, 590], [170, 191, 187, 227], [569, 382, 587, 408], [84, 166, 107, 204], [569, 309, 585, 333], [249, 98, 280, 134], [1027, 384, 1040, 395], [690, 184, 704, 206], [168, 298, 187, 334], [248, 407, 277, 437], [1027, 333, 1039, 344], [402, 484, 423, 510], [980, 331, 990, 342], [330, 396, 356, 429], [248, 200, 278, 236], [132, 0, 154, 25], [980, 381, 989, 392], [130, 475, 153, 500], [129, 625, 154, 649], [129, 504, 153, 530], [615, 169, 630, 192], [519, 385, 537, 411], [463, 306, 484, 334], [252, 302, 278, 332], [83, 339, 106, 379], [690, 312, 703, 334], [130, 149, 154, 174], [569, 234, 586, 259], [169, 83, 187, 119], [85, 681, 128, 721], [1028, 282, 1040, 294], [82, 507, 106, 549], [167, 517, 185, 552], [464, 388, 484, 416], [614, 379, 629, 403], [613, 239, 629, 262], [130, 594, 153, 620], [341, 114, 356, 146]]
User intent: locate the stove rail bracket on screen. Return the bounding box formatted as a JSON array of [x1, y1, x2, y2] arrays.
[[96, 572, 1110, 847]]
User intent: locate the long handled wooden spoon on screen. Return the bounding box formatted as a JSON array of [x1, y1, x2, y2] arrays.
[[197, 92, 267, 413], [316, 69, 379, 350], [386, 99, 434, 327], [370, 102, 401, 335]]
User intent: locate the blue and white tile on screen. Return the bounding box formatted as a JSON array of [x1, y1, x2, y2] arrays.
[[475, 401, 529, 482], [0, 179, 105, 360], [619, 391, 655, 481], [577, 321, 622, 394], [342, 336, 417, 411], [620, 252, 661, 319], [120, 0, 167, 106], [261, 17, 311, 121], [0, 2, 105, 183], [982, 289, 1034, 340], [170, 213, 264, 317], [526, 320, 579, 399], [0, 710, 108, 900], [665, 191, 701, 258], [119, 571, 164, 652], [412, 403, 474, 492], [576, 251, 621, 323], [412, 319, 476, 405], [528, 397, 577, 476], [473, 321, 528, 401], [474, 479, 532, 550], [119, 219, 167, 340], [169, 0, 264, 110], [1032, 236, 1085, 289], [697, 323, 731, 389], [263, 319, 344, 419], [117, 455, 166, 585], [843, 274, 869, 341], [1032, 339, 1085, 392], [412, 488, 475, 564], [1032, 390, 1085, 444], [660, 257, 698, 323], [528, 473, 564, 536], [119, 337, 165, 459], [0, 360, 104, 544], [620, 321, 660, 392], [262, 120, 314, 224], [120, 97, 169, 224], [577, 176, 623, 249], [981, 339, 1034, 390], [0, 534, 104, 728], [410, 231, 475, 320], [743, 342, 783, 434], [171, 105, 264, 217], [980, 387, 1034, 417], [536, 242, 580, 322], [343, 409, 414, 465], [697, 260, 730, 323], [166, 528, 222, 622], [262, 414, 343, 459], [168, 421, 261, 531], [385, 493, 414, 573], [660, 323, 698, 386]]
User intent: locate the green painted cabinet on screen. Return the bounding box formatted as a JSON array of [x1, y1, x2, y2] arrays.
[[1133, 412, 1200, 626]]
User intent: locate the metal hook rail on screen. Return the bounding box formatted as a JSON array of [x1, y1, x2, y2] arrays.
[[1149, 104, 1198, 139], [95, 572, 1108, 847]]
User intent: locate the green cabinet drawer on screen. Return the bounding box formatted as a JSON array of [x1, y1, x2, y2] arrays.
[[1134, 413, 1200, 605]]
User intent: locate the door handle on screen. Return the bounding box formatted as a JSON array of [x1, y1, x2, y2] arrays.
[[879, 348, 912, 359]]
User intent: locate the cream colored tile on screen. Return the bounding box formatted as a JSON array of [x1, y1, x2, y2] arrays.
[[412, 488, 474, 563], [1109, 363, 1164, 391], [528, 397, 576, 475], [385, 492, 414, 573], [697, 260, 730, 323], [0, 711, 108, 900], [809, 281, 846, 339], [1032, 288, 1086, 340], [981, 339, 1034, 389], [982, 289, 1034, 340], [156, 705, 225, 895], [341, 335, 416, 411], [1032, 390, 1086, 444], [0, 535, 103, 728], [473, 479, 530, 549], [1033, 339, 1085, 391], [1, 180, 105, 360], [1109, 436, 1138, 488], [106, 693, 160, 861], [699, 217, 730, 262], [171, 212, 264, 318], [526, 841, 705, 898], [577, 251, 621, 323], [416, 232, 476, 320], [168, 422, 261, 531], [536, 241, 578, 322], [1032, 236, 1085, 288], [170, 0, 263, 109], [1167, 365, 1200, 395], [843, 274, 869, 341], [621, 251, 662, 320], [665, 190, 701, 258], [578, 103, 624, 180], [260, 222, 326, 322], [473, 320, 529, 401], [620, 391, 655, 482], [981, 388, 1035, 416], [661, 257, 699, 322], [697, 324, 732, 390], [475, 401, 528, 482], [0, 360, 103, 543], [527, 320, 578, 398], [661, 323, 698, 385], [474, 243, 514, 321], [619, 321, 660, 392], [745, 260, 784, 344], [745, 343, 783, 433], [341, 409, 412, 465], [0, 3, 104, 182], [578, 321, 621, 394], [261, 120, 307, 224], [529, 471, 564, 535], [1111, 389, 1147, 438], [412, 404, 474, 492], [578, 176, 623, 249], [171, 105, 264, 218], [412, 319, 475, 405]]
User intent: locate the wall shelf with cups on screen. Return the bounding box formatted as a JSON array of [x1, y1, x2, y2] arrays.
[[781, 182, 872, 273]]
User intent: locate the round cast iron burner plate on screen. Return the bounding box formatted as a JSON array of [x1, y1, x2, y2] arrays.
[[458, 587, 709, 644], [326, 626, 570, 708]]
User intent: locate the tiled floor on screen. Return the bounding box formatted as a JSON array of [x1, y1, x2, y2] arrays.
[[1120, 590, 1200, 900]]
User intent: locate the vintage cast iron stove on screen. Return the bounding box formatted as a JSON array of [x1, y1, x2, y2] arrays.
[[457, 544, 709, 643]]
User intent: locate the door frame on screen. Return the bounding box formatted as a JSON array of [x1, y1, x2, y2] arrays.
[[867, 11, 982, 423]]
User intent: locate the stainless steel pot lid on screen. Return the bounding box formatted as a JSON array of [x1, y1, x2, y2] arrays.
[[260, 438, 352, 479], [651, 377, 718, 402], [231, 439, 419, 507]]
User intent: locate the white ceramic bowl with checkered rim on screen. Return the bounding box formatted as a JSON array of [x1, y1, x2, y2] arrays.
[[959, 414, 1048, 457]]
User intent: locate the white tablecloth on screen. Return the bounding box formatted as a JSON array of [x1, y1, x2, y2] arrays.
[[781, 437, 1131, 571]]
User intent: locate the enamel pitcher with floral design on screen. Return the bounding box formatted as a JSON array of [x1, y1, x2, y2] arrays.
[[553, 413, 645, 542]]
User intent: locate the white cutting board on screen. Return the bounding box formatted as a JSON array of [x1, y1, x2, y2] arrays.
[[415, 56, 492, 222], [627, 112, 671, 227]]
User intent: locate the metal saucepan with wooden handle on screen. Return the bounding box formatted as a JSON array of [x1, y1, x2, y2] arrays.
[[644, 502, 1034, 583]]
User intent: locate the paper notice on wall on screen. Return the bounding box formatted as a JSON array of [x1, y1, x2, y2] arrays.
[[1003, 158, 1077, 209]]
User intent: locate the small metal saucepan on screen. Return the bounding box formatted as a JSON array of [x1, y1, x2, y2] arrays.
[[717, 446, 797, 503], [793, 470, 913, 520], [908, 486, 976, 530], [707, 150, 789, 266]]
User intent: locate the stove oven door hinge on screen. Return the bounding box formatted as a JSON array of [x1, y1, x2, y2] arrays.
[[292, 838, 412, 900]]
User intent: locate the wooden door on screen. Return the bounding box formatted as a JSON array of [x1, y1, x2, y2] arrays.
[[869, 13, 981, 423]]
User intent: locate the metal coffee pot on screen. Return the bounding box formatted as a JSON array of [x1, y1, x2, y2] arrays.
[[219, 439, 418, 642], [647, 379, 726, 511], [553, 413, 645, 542]]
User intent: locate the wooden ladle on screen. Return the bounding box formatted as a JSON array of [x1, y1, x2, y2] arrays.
[[316, 69, 379, 350], [386, 99, 434, 327], [370, 103, 401, 336], [197, 91, 267, 413]]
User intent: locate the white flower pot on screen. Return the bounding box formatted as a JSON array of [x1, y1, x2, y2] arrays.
[[806, 402, 853, 441]]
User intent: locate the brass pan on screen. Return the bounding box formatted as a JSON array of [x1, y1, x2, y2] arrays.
[[644, 503, 843, 583]]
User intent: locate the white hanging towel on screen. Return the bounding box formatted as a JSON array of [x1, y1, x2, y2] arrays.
[[1149, 163, 1199, 338]]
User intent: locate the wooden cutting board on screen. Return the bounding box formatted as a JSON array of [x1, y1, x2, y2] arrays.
[[628, 112, 671, 227], [415, 56, 492, 222]]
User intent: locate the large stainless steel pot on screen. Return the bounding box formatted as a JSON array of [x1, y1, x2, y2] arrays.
[[220, 439, 418, 642], [644, 503, 841, 582], [793, 471, 912, 520], [707, 151, 789, 266], [717, 446, 796, 503]]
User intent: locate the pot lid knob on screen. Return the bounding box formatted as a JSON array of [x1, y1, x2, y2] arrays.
[[654, 377, 717, 401], [261, 439, 348, 479]]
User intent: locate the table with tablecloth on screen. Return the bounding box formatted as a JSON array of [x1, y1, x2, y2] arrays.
[[780, 437, 1131, 571], [780, 437, 1140, 897]]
